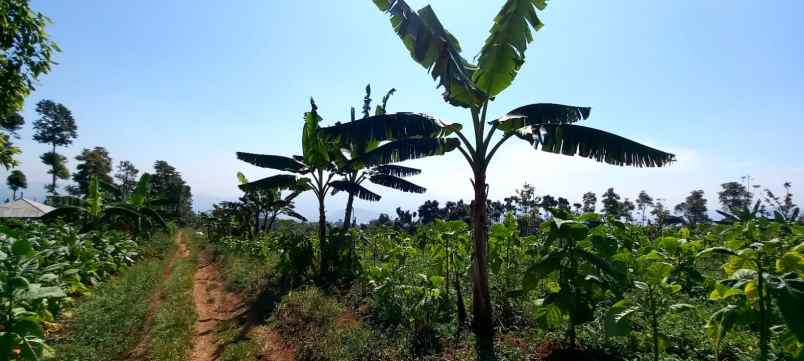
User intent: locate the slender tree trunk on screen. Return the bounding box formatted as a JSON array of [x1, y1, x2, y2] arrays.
[[267, 211, 278, 232], [343, 193, 355, 230], [12, 190, 16, 200], [50, 143, 57, 194], [649, 289, 659, 361], [471, 170, 495, 360], [254, 210, 261, 237], [757, 262, 769, 361], [318, 194, 328, 278]]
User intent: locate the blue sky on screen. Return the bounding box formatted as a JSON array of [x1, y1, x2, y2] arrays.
[[4, 0, 803, 220]]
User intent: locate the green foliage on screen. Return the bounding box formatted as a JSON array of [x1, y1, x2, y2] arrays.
[[0, 0, 59, 116], [272, 287, 399, 361], [605, 238, 697, 361], [1, 222, 143, 360], [6, 170, 27, 199], [71, 147, 113, 197], [523, 211, 623, 345], [698, 218, 804, 361]]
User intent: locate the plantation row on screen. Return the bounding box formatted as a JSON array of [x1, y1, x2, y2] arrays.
[[0, 163, 191, 360], [0, 222, 144, 359], [201, 183, 804, 361]]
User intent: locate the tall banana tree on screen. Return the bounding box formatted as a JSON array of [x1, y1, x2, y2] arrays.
[[333, 85, 428, 230], [240, 98, 460, 277], [236, 171, 307, 233], [237, 99, 341, 275], [350, 1, 676, 357]]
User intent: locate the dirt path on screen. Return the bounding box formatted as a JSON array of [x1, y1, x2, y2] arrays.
[[127, 231, 190, 360], [188, 252, 245, 361]]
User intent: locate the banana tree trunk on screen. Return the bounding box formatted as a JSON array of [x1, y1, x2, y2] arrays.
[[254, 209, 261, 237], [318, 194, 328, 277], [267, 211, 278, 232], [343, 193, 355, 230], [471, 170, 495, 360]]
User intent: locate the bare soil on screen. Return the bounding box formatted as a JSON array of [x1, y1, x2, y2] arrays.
[[188, 253, 245, 361]]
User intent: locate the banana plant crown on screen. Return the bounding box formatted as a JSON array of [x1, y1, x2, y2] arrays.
[[372, 0, 676, 169]]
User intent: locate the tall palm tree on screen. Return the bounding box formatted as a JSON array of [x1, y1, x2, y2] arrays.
[[324, 1, 677, 358]]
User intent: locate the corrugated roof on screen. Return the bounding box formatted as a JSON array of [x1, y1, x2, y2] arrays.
[[0, 198, 56, 218]]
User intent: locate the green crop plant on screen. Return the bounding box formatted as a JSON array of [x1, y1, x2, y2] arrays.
[[698, 218, 804, 361], [606, 239, 696, 361], [523, 211, 624, 346]]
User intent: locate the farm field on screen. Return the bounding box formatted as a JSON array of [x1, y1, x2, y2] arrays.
[[1, 0, 803, 360]]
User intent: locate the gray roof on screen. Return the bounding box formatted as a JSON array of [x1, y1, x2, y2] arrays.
[[0, 198, 56, 218]]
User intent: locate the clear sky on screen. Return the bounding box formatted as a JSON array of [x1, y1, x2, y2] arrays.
[[4, 0, 803, 220]]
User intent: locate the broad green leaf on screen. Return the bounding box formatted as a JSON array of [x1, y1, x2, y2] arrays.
[[604, 299, 636, 337], [376, 0, 484, 108], [87, 176, 103, 217], [515, 124, 675, 167], [129, 173, 151, 206], [238, 175, 302, 193], [709, 283, 743, 301], [523, 251, 564, 291], [768, 277, 804, 341], [590, 234, 618, 257], [777, 252, 804, 274], [369, 174, 426, 194], [11, 238, 34, 257], [493, 103, 591, 131], [24, 284, 66, 300], [554, 219, 588, 240], [330, 181, 382, 201], [697, 246, 738, 258], [236, 152, 306, 172], [319, 112, 460, 145], [474, 0, 546, 96], [646, 262, 673, 284], [302, 99, 330, 167], [534, 303, 563, 329], [706, 305, 739, 351]]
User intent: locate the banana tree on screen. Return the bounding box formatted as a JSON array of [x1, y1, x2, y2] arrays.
[[332, 85, 428, 230], [236, 172, 306, 233], [117, 173, 168, 240], [237, 99, 342, 275], [366, 1, 675, 356], [42, 176, 140, 233]]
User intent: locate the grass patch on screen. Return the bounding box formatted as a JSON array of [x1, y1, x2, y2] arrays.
[[216, 319, 260, 361], [146, 230, 198, 360], [52, 233, 175, 361], [272, 287, 401, 361]]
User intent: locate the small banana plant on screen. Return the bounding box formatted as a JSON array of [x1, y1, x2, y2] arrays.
[[523, 210, 624, 347], [697, 218, 804, 361], [605, 241, 695, 361]]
